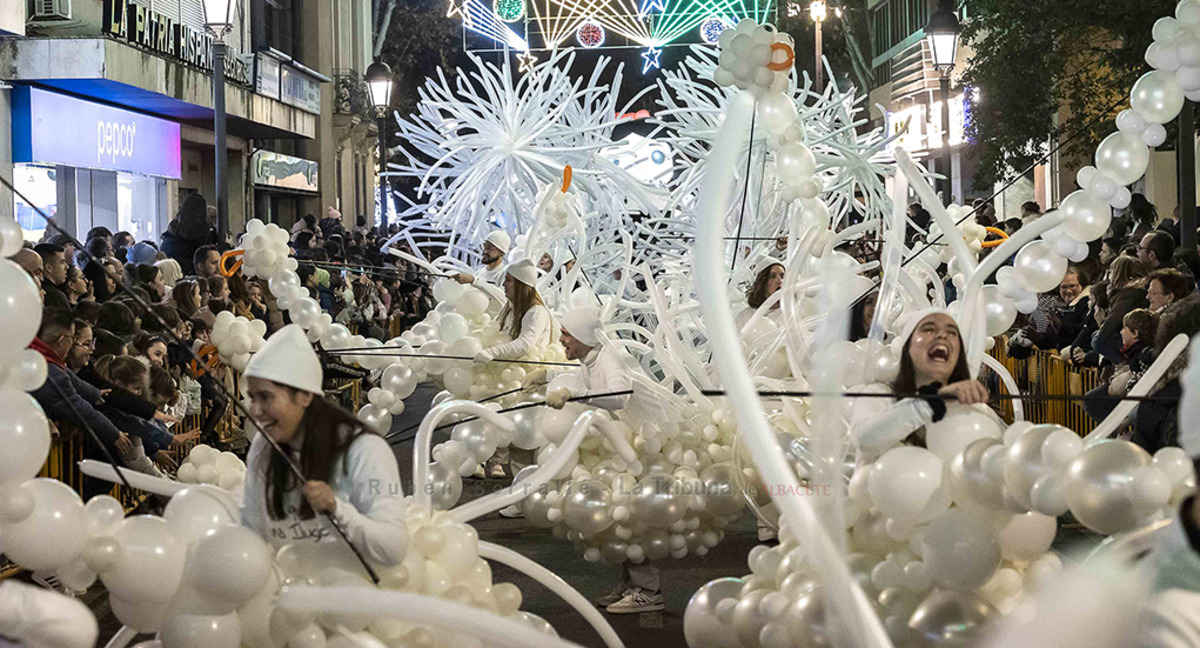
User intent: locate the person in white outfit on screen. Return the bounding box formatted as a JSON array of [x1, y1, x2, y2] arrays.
[[473, 259, 555, 365], [240, 325, 408, 568], [0, 581, 97, 648], [475, 259, 556, 479], [735, 258, 786, 333], [851, 308, 989, 463], [453, 229, 511, 289], [522, 307, 662, 614]]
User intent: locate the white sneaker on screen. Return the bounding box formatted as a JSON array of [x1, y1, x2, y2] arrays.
[[595, 586, 632, 607], [470, 465, 486, 479], [498, 504, 523, 518], [606, 588, 664, 614], [490, 464, 507, 478]]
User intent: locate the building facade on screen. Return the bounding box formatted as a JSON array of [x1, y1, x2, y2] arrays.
[[0, 0, 379, 243]]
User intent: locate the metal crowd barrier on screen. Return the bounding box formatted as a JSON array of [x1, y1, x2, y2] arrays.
[[984, 336, 1102, 435]]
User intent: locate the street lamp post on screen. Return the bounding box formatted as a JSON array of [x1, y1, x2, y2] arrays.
[[809, 0, 826, 93], [926, 0, 960, 206], [202, 0, 233, 242], [366, 60, 394, 233]]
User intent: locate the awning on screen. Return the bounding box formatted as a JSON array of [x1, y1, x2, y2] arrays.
[[0, 37, 318, 140]]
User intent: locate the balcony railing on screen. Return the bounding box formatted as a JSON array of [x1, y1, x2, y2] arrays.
[[334, 69, 374, 121]]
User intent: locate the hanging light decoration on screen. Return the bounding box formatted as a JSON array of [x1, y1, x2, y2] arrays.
[[493, 0, 525, 23], [699, 17, 726, 44], [576, 20, 606, 48]]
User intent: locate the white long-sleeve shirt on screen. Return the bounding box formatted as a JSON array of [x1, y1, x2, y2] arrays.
[[548, 345, 633, 411], [240, 431, 408, 567], [487, 304, 554, 360], [850, 383, 935, 462], [472, 261, 507, 291], [851, 385, 1001, 463]]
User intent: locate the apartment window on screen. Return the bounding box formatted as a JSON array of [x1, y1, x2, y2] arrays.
[[255, 0, 296, 56]]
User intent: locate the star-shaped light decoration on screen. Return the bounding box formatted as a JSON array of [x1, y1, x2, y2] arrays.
[[447, 0, 466, 17], [517, 50, 539, 73], [641, 47, 662, 73], [786, 1, 802, 16], [639, 0, 664, 16]]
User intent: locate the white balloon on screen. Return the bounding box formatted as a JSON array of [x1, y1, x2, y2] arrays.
[[159, 612, 240, 648], [998, 512, 1057, 562], [102, 516, 189, 602], [1094, 131, 1151, 186], [0, 388, 51, 490], [0, 259, 44, 357], [1131, 70, 1186, 124], [162, 486, 239, 543], [981, 285, 1017, 337], [3, 479, 87, 570], [868, 447, 948, 524], [1013, 241, 1068, 293]]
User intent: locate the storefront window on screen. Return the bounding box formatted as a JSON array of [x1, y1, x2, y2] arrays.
[[117, 173, 169, 244], [13, 165, 57, 242]]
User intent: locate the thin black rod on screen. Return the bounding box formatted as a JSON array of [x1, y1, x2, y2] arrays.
[[299, 258, 452, 278], [730, 109, 757, 273], [319, 348, 577, 367], [385, 389, 635, 444], [697, 389, 1176, 403]]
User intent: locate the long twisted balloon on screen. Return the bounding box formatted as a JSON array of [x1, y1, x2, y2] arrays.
[[691, 91, 892, 647]]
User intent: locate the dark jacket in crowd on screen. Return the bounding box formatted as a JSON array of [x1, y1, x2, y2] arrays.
[[159, 230, 207, 275], [100, 405, 172, 456], [77, 363, 158, 421], [1095, 286, 1150, 365], [29, 343, 122, 448], [42, 281, 71, 311], [1133, 378, 1181, 453], [1057, 294, 1092, 355]]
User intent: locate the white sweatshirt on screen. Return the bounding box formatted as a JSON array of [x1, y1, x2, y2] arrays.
[[487, 304, 555, 360], [240, 432, 408, 567], [547, 345, 633, 411], [850, 383, 936, 463]]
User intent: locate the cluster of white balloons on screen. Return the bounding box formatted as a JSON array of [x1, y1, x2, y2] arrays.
[[500, 403, 744, 564], [238, 219, 298, 281], [534, 183, 577, 231], [248, 511, 556, 648], [713, 19, 794, 99], [210, 310, 266, 371], [176, 444, 246, 492], [982, 424, 1193, 534], [713, 20, 820, 203], [980, 221, 1098, 337]]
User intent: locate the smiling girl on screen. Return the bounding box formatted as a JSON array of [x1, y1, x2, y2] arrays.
[[851, 309, 992, 461]]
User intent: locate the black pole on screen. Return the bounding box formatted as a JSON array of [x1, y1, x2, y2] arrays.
[[1180, 99, 1196, 251], [378, 115, 389, 232], [940, 73, 952, 205], [213, 40, 229, 243]]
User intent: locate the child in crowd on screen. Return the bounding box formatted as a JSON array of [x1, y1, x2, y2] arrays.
[[1110, 308, 1158, 399], [149, 366, 200, 446], [94, 356, 167, 476]]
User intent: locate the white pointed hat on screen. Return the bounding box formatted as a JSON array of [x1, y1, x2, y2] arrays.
[[244, 324, 323, 394], [561, 307, 602, 346], [506, 258, 539, 287]]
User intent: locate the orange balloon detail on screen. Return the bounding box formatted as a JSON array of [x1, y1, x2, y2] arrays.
[[219, 249, 245, 277], [561, 165, 573, 193], [981, 227, 1010, 249], [189, 344, 221, 378], [767, 43, 795, 71]]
